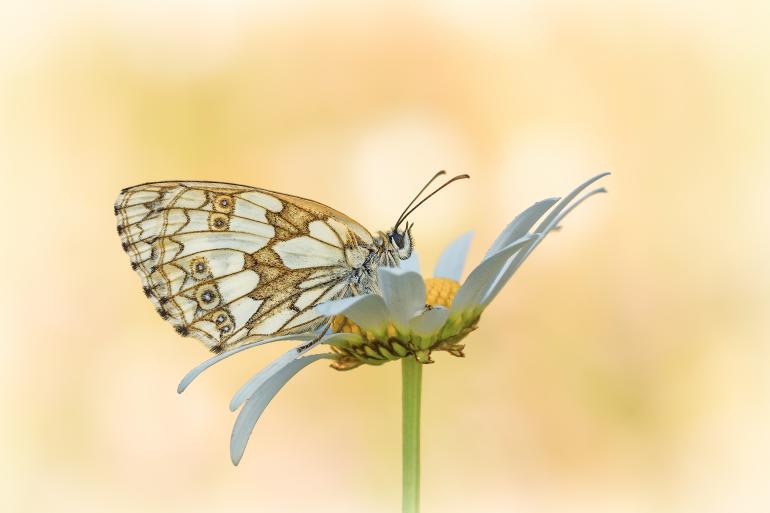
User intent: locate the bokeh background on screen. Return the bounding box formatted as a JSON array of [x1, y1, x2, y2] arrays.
[[2, 1, 769, 512]]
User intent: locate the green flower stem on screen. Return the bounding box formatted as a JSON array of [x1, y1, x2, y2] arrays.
[[402, 356, 422, 513]]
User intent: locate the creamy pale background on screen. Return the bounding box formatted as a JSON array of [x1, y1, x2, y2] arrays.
[[1, 1, 769, 512]]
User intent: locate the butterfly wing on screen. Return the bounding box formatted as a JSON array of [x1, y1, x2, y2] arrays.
[[115, 181, 375, 352]]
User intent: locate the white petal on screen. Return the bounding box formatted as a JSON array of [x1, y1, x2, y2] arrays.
[[313, 295, 360, 316], [484, 198, 558, 260], [378, 267, 426, 331], [230, 353, 328, 465], [315, 294, 390, 334], [408, 307, 449, 336], [176, 333, 315, 394], [550, 187, 608, 227], [481, 174, 609, 306], [433, 231, 474, 281], [532, 172, 609, 235], [400, 251, 421, 273], [449, 235, 534, 315], [230, 348, 308, 411]]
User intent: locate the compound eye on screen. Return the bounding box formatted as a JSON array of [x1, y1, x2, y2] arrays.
[[391, 232, 404, 249]]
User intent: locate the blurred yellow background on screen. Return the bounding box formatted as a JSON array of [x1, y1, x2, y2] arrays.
[[1, 1, 769, 512]]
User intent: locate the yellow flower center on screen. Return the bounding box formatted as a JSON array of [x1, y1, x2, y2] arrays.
[[424, 277, 461, 308], [331, 277, 460, 336]]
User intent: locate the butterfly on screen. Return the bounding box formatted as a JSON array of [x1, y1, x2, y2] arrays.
[[115, 172, 468, 354]]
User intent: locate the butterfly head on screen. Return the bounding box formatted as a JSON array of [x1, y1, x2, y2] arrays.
[[386, 223, 414, 260]]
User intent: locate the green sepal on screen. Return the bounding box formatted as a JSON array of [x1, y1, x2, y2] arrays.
[[391, 342, 409, 357], [415, 350, 433, 364]]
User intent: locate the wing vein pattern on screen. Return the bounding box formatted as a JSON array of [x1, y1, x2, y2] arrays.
[[115, 181, 376, 353]]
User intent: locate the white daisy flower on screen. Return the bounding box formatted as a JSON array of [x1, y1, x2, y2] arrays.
[[177, 173, 609, 464], [316, 172, 609, 369]]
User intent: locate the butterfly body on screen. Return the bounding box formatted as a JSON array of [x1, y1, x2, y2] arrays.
[[115, 181, 414, 353]]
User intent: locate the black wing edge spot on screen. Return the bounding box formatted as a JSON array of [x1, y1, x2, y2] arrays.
[[210, 345, 223, 354], [157, 308, 170, 320], [175, 325, 189, 337]]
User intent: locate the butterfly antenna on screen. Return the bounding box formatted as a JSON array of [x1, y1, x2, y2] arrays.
[[395, 174, 470, 229], [394, 171, 447, 231]]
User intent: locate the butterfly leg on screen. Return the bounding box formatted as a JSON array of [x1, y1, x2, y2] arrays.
[[294, 322, 331, 354]]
